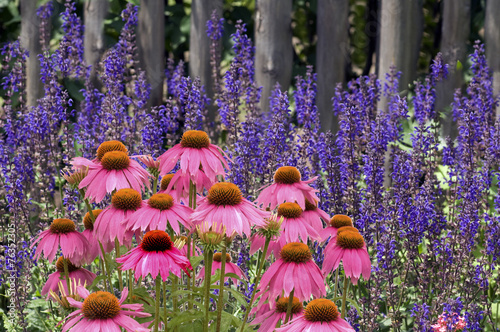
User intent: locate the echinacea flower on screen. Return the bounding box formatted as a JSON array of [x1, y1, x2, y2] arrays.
[[259, 242, 326, 301], [322, 228, 371, 285], [162, 168, 215, 200], [198, 252, 248, 285], [191, 182, 268, 237], [121, 192, 193, 234], [174, 235, 202, 257], [49, 278, 85, 310], [63, 286, 150, 332], [93, 189, 145, 248], [31, 218, 89, 265], [61, 168, 88, 188], [158, 130, 229, 182], [302, 199, 330, 233], [117, 230, 192, 281], [319, 215, 353, 242], [251, 296, 304, 332], [75, 141, 150, 203], [276, 298, 355, 331], [42, 257, 96, 297], [81, 209, 114, 263], [255, 166, 319, 210]]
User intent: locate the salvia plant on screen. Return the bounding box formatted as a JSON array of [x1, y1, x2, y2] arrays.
[[0, 2, 499, 332]]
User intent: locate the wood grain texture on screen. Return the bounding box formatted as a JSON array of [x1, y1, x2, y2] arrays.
[[84, 0, 109, 84]]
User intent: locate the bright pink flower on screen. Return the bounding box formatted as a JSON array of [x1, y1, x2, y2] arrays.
[[197, 252, 248, 285], [63, 286, 150, 332], [117, 230, 192, 281], [134, 154, 160, 171], [160, 169, 215, 201], [276, 298, 355, 332], [80, 209, 114, 263], [42, 257, 96, 297], [93, 189, 145, 248], [122, 193, 193, 234], [302, 199, 330, 233], [75, 141, 150, 203], [191, 182, 268, 237], [431, 313, 466, 331], [259, 242, 325, 301], [31, 218, 88, 265], [319, 215, 354, 242], [251, 296, 304, 332], [255, 166, 319, 210], [174, 236, 202, 257], [158, 130, 229, 182], [322, 229, 371, 285]]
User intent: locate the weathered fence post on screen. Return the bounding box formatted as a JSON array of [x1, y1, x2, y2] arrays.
[[317, 0, 349, 132], [138, 0, 165, 106], [486, 0, 500, 116], [84, 0, 109, 84], [189, 0, 223, 125], [20, 0, 43, 106], [255, 0, 293, 114]]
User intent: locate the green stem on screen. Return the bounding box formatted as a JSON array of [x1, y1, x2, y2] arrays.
[[188, 180, 197, 310], [153, 177, 158, 194], [333, 268, 340, 298], [186, 235, 192, 310], [154, 277, 161, 332], [215, 243, 227, 332], [239, 237, 271, 332], [341, 276, 350, 319], [203, 249, 214, 332], [284, 288, 295, 324], [115, 238, 123, 291], [98, 241, 112, 291], [172, 276, 178, 320], [164, 281, 169, 331], [128, 271, 134, 303], [63, 258, 71, 296]]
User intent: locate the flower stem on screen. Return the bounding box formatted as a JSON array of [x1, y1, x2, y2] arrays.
[[63, 258, 71, 296], [215, 242, 227, 332], [239, 237, 271, 332], [163, 281, 169, 331], [115, 238, 123, 292], [333, 268, 340, 297], [154, 277, 161, 332], [98, 241, 112, 292], [188, 180, 197, 310], [172, 276, 178, 320], [203, 249, 214, 332], [153, 177, 158, 194], [284, 288, 295, 324], [341, 275, 350, 319], [128, 271, 134, 303]]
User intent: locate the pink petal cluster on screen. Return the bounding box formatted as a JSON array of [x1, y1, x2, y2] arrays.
[[431, 313, 466, 331]]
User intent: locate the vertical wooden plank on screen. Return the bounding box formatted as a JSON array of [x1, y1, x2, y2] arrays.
[[138, 0, 165, 106], [485, 0, 500, 116], [189, 0, 223, 124], [255, 0, 293, 114], [20, 0, 43, 106], [437, 0, 470, 137], [84, 0, 109, 83], [317, 0, 349, 132]]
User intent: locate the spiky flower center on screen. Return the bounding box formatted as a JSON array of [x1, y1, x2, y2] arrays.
[[141, 230, 173, 252], [277, 202, 303, 219], [274, 166, 301, 184], [336, 231, 365, 249], [213, 252, 231, 263], [304, 299, 339, 322], [111, 189, 142, 211], [160, 174, 175, 191], [148, 193, 174, 211], [83, 209, 103, 231], [330, 214, 353, 228], [337, 226, 359, 235], [101, 151, 130, 170], [96, 140, 128, 161], [50, 218, 76, 234], [82, 291, 121, 319], [275, 296, 303, 314], [180, 130, 210, 149], [207, 182, 243, 206], [304, 199, 317, 211], [55, 257, 79, 272], [280, 242, 312, 263]]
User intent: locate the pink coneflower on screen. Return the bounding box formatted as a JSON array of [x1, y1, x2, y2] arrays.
[[80, 209, 114, 264], [63, 286, 150, 332], [41, 257, 96, 297], [121, 192, 193, 234], [250, 203, 320, 258], [276, 298, 355, 331], [162, 168, 215, 200], [251, 296, 304, 332], [191, 182, 268, 237], [75, 141, 150, 203], [117, 230, 192, 281], [31, 218, 88, 265], [93, 189, 144, 248], [198, 252, 248, 285], [158, 130, 229, 182], [322, 229, 371, 285], [260, 242, 325, 301], [302, 199, 330, 233], [319, 215, 353, 242], [255, 166, 319, 210], [134, 154, 160, 172], [174, 236, 202, 257]]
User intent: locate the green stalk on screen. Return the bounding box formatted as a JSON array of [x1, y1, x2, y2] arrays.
[[203, 249, 214, 332], [239, 237, 271, 332], [154, 277, 161, 332], [128, 271, 134, 303], [215, 243, 227, 332], [341, 276, 350, 319], [163, 281, 169, 331], [333, 268, 340, 298], [187, 180, 197, 310], [98, 241, 112, 291], [115, 238, 123, 291], [153, 176, 158, 194], [284, 288, 295, 324], [63, 258, 71, 296], [172, 276, 178, 321]]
